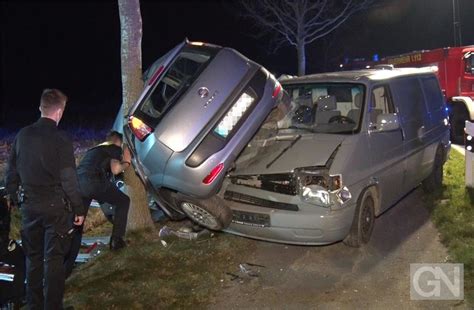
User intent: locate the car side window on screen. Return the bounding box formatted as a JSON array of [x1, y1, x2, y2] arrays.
[[370, 85, 394, 123]]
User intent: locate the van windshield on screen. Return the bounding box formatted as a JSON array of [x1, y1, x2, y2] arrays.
[[263, 83, 365, 134]]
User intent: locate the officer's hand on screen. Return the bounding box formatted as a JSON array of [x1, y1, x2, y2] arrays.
[[74, 215, 85, 226]]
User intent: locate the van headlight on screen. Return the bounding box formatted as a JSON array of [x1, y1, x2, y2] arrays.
[[296, 167, 352, 209]]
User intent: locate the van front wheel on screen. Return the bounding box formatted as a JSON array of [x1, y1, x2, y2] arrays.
[[343, 190, 375, 247]]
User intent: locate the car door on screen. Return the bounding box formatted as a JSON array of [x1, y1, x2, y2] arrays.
[[419, 76, 449, 176], [367, 84, 406, 211], [390, 77, 430, 192]]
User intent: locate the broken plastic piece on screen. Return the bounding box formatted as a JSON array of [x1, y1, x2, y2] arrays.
[[159, 225, 210, 241], [238, 263, 259, 277]]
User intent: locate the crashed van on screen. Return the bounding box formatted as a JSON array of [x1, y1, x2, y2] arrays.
[[221, 67, 451, 246], [115, 40, 282, 230]]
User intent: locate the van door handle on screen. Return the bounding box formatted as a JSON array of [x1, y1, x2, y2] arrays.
[[400, 127, 406, 141], [417, 126, 425, 140]]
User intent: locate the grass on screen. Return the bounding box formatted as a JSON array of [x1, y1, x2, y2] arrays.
[[65, 225, 252, 309], [424, 149, 474, 304]]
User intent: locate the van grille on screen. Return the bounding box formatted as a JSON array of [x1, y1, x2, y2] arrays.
[[229, 173, 298, 196], [224, 191, 299, 211]]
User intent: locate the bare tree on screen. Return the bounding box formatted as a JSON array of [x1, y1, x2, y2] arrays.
[[241, 0, 372, 76], [118, 0, 154, 230]]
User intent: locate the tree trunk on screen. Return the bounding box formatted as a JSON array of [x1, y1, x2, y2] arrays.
[[118, 0, 154, 230], [297, 41, 306, 76]]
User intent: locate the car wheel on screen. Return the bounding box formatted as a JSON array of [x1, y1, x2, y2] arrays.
[[343, 190, 375, 247], [422, 147, 443, 193], [177, 195, 232, 231]]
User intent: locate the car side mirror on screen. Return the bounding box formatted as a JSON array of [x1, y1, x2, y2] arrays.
[[373, 113, 400, 132]]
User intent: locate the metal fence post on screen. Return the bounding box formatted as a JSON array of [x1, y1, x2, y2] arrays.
[[465, 121, 474, 188]]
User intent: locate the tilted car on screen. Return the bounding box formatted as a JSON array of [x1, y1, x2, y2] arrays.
[[114, 40, 282, 230], [220, 67, 451, 246]]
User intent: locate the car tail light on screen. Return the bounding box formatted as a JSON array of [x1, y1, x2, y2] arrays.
[[148, 65, 165, 86], [202, 163, 224, 185], [128, 116, 153, 141], [214, 92, 255, 138], [272, 83, 282, 98]]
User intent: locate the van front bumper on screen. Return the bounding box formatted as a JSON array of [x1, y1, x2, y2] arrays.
[[222, 187, 356, 245]]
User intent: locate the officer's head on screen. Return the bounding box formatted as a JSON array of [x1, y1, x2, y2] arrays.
[[39, 89, 68, 125], [107, 131, 123, 147]]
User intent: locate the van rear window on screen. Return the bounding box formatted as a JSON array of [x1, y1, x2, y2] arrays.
[[138, 47, 217, 125]]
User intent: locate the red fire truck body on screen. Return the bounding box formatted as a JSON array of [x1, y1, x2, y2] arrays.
[[378, 46, 474, 139]]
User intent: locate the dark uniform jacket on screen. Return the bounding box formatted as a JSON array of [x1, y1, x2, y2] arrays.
[[4, 118, 85, 216], [77, 143, 122, 181]]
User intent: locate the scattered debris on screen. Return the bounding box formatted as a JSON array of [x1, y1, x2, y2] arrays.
[[159, 225, 211, 241], [0, 263, 15, 282], [81, 236, 110, 246], [225, 262, 266, 282], [74, 236, 109, 263]]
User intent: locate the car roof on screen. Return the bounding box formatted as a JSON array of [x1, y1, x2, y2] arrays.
[[279, 67, 438, 85]]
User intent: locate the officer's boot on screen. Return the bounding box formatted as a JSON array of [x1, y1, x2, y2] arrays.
[[109, 237, 126, 251]]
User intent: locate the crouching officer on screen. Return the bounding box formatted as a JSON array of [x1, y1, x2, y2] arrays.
[[4, 89, 85, 310], [64, 131, 131, 276]]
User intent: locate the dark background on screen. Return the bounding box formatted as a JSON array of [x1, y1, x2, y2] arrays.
[[1, 0, 474, 131]]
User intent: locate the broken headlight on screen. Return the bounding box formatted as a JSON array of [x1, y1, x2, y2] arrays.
[[296, 167, 352, 209]]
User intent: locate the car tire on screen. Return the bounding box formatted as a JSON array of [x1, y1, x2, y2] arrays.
[[422, 147, 444, 193], [343, 189, 375, 247], [177, 194, 232, 231]]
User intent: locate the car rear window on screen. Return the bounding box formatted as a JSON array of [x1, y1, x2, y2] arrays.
[[139, 47, 217, 124]]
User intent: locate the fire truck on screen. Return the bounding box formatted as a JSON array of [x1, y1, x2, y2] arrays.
[[376, 46, 474, 141]]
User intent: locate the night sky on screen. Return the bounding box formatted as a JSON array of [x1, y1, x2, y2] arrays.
[[1, 0, 474, 131]]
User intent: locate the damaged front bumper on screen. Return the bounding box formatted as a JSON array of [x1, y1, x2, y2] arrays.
[[221, 184, 356, 245]]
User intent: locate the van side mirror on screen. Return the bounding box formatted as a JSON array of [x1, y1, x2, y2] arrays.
[[373, 113, 400, 132]]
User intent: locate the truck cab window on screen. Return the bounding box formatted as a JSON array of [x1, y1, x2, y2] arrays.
[[465, 54, 474, 74]]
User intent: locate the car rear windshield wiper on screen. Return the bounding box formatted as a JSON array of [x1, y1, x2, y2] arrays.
[[266, 135, 302, 169]]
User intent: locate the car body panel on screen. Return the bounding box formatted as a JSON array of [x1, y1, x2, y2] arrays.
[[231, 133, 345, 175], [119, 41, 281, 202], [154, 49, 251, 152]]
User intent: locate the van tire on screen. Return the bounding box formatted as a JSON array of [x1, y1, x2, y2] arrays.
[[422, 147, 444, 193], [343, 189, 375, 247], [177, 194, 232, 231]]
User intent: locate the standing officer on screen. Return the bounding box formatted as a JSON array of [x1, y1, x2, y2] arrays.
[[4, 89, 85, 310], [64, 131, 131, 277]]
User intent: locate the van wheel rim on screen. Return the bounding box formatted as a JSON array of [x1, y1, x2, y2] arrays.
[[361, 198, 374, 241], [181, 202, 219, 229]]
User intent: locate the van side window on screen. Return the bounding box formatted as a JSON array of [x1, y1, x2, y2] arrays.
[[370, 85, 394, 123], [421, 77, 444, 111]]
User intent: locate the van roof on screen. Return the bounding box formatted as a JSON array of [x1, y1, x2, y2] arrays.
[[279, 67, 438, 84]]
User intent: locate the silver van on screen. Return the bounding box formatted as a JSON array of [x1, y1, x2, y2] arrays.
[[116, 41, 282, 230], [221, 67, 451, 246]]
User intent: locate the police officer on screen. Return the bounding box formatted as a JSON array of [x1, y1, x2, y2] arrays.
[[4, 89, 85, 310], [64, 131, 131, 276]]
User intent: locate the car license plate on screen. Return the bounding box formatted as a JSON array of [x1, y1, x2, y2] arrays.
[[232, 210, 270, 227]]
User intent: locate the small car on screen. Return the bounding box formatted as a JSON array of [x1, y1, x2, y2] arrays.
[[220, 67, 451, 246], [114, 40, 282, 230]]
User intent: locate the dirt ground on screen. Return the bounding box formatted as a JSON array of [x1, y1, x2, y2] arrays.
[[208, 188, 469, 310]]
